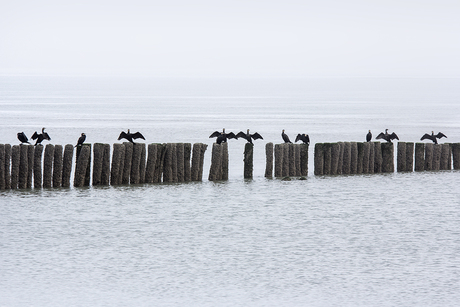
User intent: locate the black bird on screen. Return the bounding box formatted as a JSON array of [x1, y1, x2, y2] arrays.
[[75, 133, 86, 147], [17, 132, 30, 144], [421, 131, 447, 144], [209, 128, 237, 144], [236, 129, 263, 144], [282, 129, 292, 143], [295, 133, 310, 145], [376, 129, 399, 143], [366, 130, 372, 142], [31, 127, 51, 146], [118, 129, 145, 143]]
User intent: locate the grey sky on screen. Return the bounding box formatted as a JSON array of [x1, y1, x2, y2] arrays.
[[1, 0, 459, 77]]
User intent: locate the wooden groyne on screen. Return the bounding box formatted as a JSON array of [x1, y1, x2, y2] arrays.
[[414, 143, 454, 172], [0, 142, 207, 189], [270, 143, 308, 178]]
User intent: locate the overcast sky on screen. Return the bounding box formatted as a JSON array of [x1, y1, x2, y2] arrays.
[[1, 0, 459, 77]]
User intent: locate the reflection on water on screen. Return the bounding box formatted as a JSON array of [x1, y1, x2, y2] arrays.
[[1, 172, 460, 306]]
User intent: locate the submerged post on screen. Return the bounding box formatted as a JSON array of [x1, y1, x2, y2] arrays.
[[397, 142, 406, 172], [300, 144, 308, 177], [191, 143, 207, 181], [424, 143, 433, 171], [381, 142, 394, 173], [111, 143, 124, 185], [405, 142, 414, 172], [62, 145, 74, 187], [265, 142, 273, 178], [362, 142, 370, 173], [331, 143, 340, 175], [209, 143, 223, 181], [373, 142, 382, 173], [74, 144, 91, 187], [27, 145, 34, 188], [101, 144, 111, 185], [52, 145, 63, 188], [432, 144, 442, 171], [357, 142, 364, 174], [452, 143, 460, 170], [274, 144, 283, 177], [322, 143, 332, 175], [4, 144, 11, 189], [314, 143, 324, 176], [0, 145, 4, 189], [350, 142, 358, 174], [11, 145, 20, 189], [184, 143, 192, 182], [243, 143, 254, 179], [43, 144, 54, 188], [176, 143, 185, 182], [18, 145, 29, 189], [414, 143, 425, 172], [131, 143, 145, 184], [92, 143, 104, 186], [440, 144, 450, 170], [121, 142, 133, 184]]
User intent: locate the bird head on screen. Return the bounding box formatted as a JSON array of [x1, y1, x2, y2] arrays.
[[127, 129, 130, 133], [42, 127, 46, 133], [247, 129, 250, 133]]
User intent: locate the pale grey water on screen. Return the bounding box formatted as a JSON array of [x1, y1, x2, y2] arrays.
[[1, 76, 460, 306]]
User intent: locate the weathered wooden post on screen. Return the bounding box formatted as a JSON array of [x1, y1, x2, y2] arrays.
[[265, 142, 273, 178], [92, 143, 104, 186], [282, 143, 290, 177], [145, 144, 157, 184], [350, 142, 358, 174], [294, 144, 301, 176], [397, 142, 406, 172], [374, 142, 382, 173], [111, 143, 125, 185], [43, 144, 54, 188], [4, 144, 11, 189], [405, 142, 414, 172], [288, 143, 296, 176], [184, 143, 192, 182], [368, 142, 375, 174], [342, 142, 351, 175], [101, 144, 111, 185], [176, 143, 185, 182], [362, 142, 370, 173], [331, 143, 340, 175], [381, 142, 394, 173], [191, 143, 207, 181], [171, 143, 178, 182], [11, 145, 20, 189], [357, 142, 364, 174], [18, 145, 29, 189], [74, 144, 91, 187], [452, 143, 460, 170], [121, 142, 133, 184], [300, 144, 308, 176], [52, 145, 63, 187], [432, 144, 442, 171], [274, 144, 283, 177], [314, 143, 324, 176], [0, 144, 4, 189], [424, 143, 433, 171], [243, 143, 254, 179], [221, 142, 229, 181], [131, 143, 145, 184], [337, 142, 344, 175], [163, 143, 174, 183], [209, 143, 223, 181], [27, 145, 34, 188], [322, 143, 332, 175], [440, 144, 450, 170], [414, 143, 425, 171], [34, 144, 43, 188], [62, 145, 74, 188]]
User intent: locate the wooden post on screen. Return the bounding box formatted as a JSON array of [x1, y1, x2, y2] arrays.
[[145, 144, 157, 184], [62, 145, 74, 188], [357, 142, 364, 174], [331, 143, 340, 175], [101, 144, 111, 185], [350, 142, 358, 174], [432, 144, 442, 171], [221, 142, 229, 181], [337, 142, 344, 175], [381, 142, 394, 173], [274, 144, 283, 177], [322, 143, 332, 175], [414, 143, 425, 172], [131, 143, 145, 184], [11, 145, 20, 189], [4, 144, 11, 189], [121, 142, 133, 184], [294, 144, 301, 176], [191, 143, 207, 181], [52, 145, 63, 187], [300, 144, 308, 177], [342, 142, 351, 175], [314, 143, 324, 176], [92, 143, 104, 186], [171, 143, 178, 182], [440, 144, 450, 170], [243, 143, 254, 179], [362, 142, 370, 173], [18, 145, 29, 189], [163, 143, 174, 182], [265, 142, 273, 178], [405, 142, 414, 172], [74, 144, 91, 187], [176, 143, 185, 182], [374, 142, 382, 173], [43, 144, 54, 188], [209, 143, 223, 181], [184, 143, 192, 182], [397, 142, 406, 172], [368, 142, 375, 174], [0, 144, 4, 189], [27, 145, 34, 188], [288, 143, 295, 176], [110, 143, 125, 185], [282, 143, 290, 177], [424, 143, 433, 171], [452, 143, 460, 170]]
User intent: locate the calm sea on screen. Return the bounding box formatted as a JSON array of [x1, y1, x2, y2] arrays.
[[1, 76, 459, 306]]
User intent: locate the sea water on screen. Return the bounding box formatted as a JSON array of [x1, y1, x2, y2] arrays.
[[1, 76, 459, 306]]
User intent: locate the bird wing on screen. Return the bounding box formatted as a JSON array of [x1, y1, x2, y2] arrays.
[[118, 131, 128, 140], [420, 133, 430, 141], [77, 135, 86, 144], [305, 134, 310, 143], [132, 132, 145, 140], [251, 132, 263, 140], [236, 131, 246, 139], [209, 131, 221, 138], [376, 132, 385, 140], [226, 132, 237, 139], [295, 134, 301, 143], [436, 132, 447, 139], [43, 132, 51, 140], [31, 131, 39, 140], [390, 133, 399, 140]]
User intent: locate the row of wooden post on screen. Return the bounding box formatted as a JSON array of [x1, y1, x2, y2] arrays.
[[0, 143, 208, 189]]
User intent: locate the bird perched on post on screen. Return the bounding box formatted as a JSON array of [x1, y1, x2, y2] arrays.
[[281, 130, 292, 143], [75, 133, 86, 147], [295, 133, 310, 145], [376, 129, 399, 143], [420, 131, 447, 144], [366, 130, 372, 142], [209, 128, 237, 144], [31, 127, 51, 146], [17, 132, 30, 144], [236, 129, 263, 144], [118, 129, 145, 144]]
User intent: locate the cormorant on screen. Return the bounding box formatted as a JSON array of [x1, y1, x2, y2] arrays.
[[236, 129, 263, 144], [295, 133, 310, 145], [75, 133, 86, 147], [209, 128, 237, 144], [282, 130, 292, 143], [17, 132, 30, 144], [31, 127, 51, 146], [376, 129, 399, 143], [118, 129, 145, 143], [366, 130, 372, 142], [421, 131, 447, 144]]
